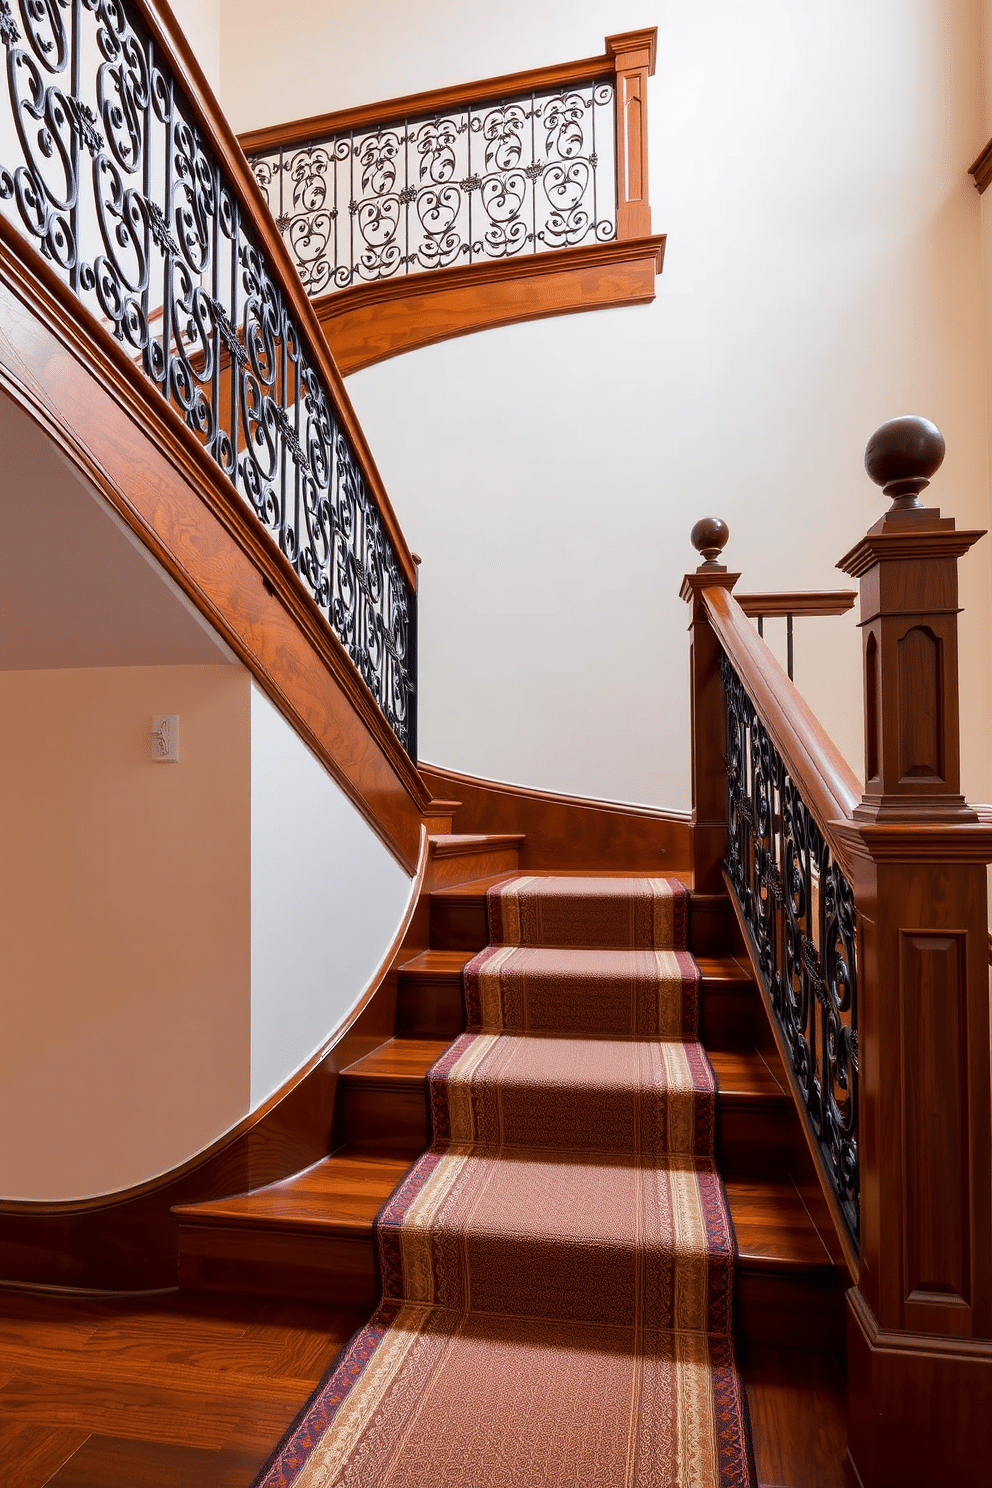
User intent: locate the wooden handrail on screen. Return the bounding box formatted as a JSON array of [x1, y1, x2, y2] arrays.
[[237, 31, 656, 157], [701, 585, 861, 866], [735, 590, 857, 618]]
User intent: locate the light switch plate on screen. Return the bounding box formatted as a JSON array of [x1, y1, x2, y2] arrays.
[[151, 715, 180, 762]]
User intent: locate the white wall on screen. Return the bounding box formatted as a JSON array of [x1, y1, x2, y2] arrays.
[[167, 0, 221, 93], [220, 0, 992, 814], [249, 684, 412, 1106]]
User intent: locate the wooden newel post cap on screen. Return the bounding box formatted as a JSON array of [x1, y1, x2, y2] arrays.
[[690, 517, 730, 571], [864, 416, 945, 515]]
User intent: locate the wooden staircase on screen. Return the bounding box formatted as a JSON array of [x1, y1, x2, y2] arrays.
[[174, 831, 848, 1364]]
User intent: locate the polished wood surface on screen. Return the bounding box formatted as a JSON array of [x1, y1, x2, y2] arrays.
[[0, 1290, 364, 1486], [968, 136, 992, 192], [419, 761, 691, 871], [318, 238, 665, 374], [0, 1292, 844, 1488], [735, 591, 857, 618], [699, 584, 862, 868], [608, 28, 655, 239]]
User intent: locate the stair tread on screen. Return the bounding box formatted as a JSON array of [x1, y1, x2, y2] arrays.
[[429, 833, 525, 848], [433, 869, 693, 900], [400, 949, 752, 983], [343, 1038, 451, 1082], [177, 1153, 829, 1274], [345, 1037, 788, 1104], [399, 949, 478, 976], [173, 1152, 412, 1233]]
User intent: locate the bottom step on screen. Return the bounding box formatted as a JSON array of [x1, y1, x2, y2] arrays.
[[174, 1152, 843, 1349]]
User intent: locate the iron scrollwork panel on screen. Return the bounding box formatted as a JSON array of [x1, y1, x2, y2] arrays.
[[249, 80, 617, 296], [721, 651, 859, 1247], [0, 0, 416, 756]]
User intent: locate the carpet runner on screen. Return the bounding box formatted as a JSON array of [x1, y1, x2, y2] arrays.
[[254, 875, 755, 1488]]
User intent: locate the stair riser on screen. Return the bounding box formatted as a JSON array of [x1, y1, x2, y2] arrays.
[[341, 1080, 796, 1179], [428, 848, 519, 888], [736, 1271, 845, 1353], [396, 971, 762, 1049], [430, 894, 741, 959], [178, 1222, 378, 1306]]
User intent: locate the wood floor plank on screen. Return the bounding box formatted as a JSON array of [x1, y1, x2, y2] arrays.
[[0, 1422, 88, 1488], [44, 1436, 259, 1488], [241, 1301, 365, 1381], [0, 1371, 243, 1449], [743, 1346, 847, 1488]]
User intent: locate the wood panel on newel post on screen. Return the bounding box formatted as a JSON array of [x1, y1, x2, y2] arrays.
[[680, 519, 739, 894], [833, 417, 992, 1488]]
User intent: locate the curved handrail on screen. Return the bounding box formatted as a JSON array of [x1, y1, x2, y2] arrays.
[[701, 585, 862, 870], [0, 0, 417, 755]]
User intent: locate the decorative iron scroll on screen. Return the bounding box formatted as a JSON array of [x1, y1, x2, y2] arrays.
[[0, 0, 416, 754], [248, 81, 617, 296], [721, 651, 859, 1246]]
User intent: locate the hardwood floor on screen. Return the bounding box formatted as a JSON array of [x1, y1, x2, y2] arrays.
[[1, 1289, 847, 1487], [0, 1289, 364, 1487]]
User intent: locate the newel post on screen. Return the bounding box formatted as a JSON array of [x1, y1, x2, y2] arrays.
[[834, 418, 992, 1488], [680, 519, 739, 894], [606, 28, 656, 240]]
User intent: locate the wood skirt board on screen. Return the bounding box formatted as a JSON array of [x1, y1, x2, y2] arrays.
[[177, 1224, 378, 1306]]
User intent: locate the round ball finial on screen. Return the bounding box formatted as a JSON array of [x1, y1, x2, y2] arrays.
[[690, 517, 730, 570], [864, 416, 945, 513]]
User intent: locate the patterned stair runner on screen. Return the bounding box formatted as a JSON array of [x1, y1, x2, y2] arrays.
[[255, 876, 755, 1488]]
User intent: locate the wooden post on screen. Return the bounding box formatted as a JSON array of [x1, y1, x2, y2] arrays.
[[834, 417, 992, 1487], [606, 28, 656, 241], [680, 518, 739, 894]]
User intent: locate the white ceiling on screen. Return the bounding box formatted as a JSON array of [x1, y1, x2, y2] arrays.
[[0, 389, 236, 670]]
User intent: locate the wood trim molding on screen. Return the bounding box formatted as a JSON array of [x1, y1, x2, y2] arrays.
[[0, 222, 431, 870], [969, 138, 992, 192], [418, 761, 691, 871], [736, 590, 857, 619], [316, 236, 666, 374]]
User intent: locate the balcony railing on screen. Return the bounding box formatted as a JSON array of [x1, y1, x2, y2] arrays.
[[0, 0, 417, 755], [248, 79, 618, 296]]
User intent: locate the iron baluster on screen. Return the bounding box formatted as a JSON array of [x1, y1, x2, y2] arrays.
[[720, 650, 860, 1247], [0, 0, 416, 754]]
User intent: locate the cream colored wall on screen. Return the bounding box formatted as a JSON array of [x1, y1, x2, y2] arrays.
[[167, 0, 221, 93], [219, 0, 992, 815], [0, 664, 252, 1200]]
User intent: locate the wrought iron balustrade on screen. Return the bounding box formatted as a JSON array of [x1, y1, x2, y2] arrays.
[[721, 650, 860, 1248], [0, 0, 416, 755], [248, 80, 617, 296]]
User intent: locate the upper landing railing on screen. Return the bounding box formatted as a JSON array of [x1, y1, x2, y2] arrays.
[[682, 418, 992, 1477], [238, 30, 657, 299], [0, 0, 417, 756]]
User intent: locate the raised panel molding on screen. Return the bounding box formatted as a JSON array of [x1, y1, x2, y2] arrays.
[[899, 930, 970, 1308], [897, 627, 943, 783]]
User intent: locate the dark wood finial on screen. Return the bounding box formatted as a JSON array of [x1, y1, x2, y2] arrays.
[[690, 517, 730, 570], [864, 416, 945, 514]]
